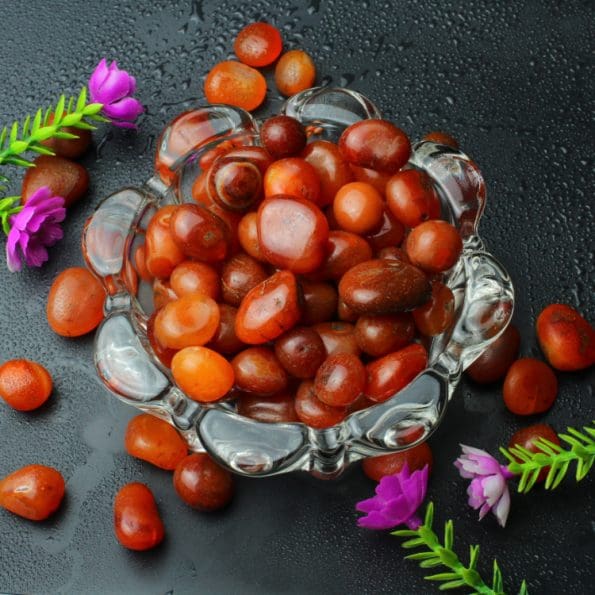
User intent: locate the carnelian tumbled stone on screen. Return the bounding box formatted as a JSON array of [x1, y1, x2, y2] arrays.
[[314, 321, 360, 357], [124, 414, 188, 470], [263, 158, 321, 204], [154, 293, 220, 350], [294, 380, 347, 429], [502, 358, 558, 415], [300, 281, 338, 325], [275, 50, 316, 97], [317, 230, 373, 280], [145, 206, 186, 279], [302, 140, 353, 207], [362, 442, 433, 481], [47, 267, 105, 337], [221, 253, 269, 307], [274, 326, 326, 379], [114, 483, 164, 551], [0, 359, 53, 411], [172, 346, 235, 402], [365, 344, 428, 402], [339, 119, 411, 174], [174, 453, 234, 511], [170, 261, 220, 300], [237, 391, 299, 423], [234, 22, 283, 67], [170, 204, 230, 263], [257, 195, 329, 273], [232, 347, 288, 395], [0, 464, 65, 521], [204, 61, 267, 112], [314, 353, 365, 407], [235, 270, 302, 344], [536, 304, 595, 371]]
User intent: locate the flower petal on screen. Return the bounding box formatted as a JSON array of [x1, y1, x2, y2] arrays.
[[481, 474, 506, 507], [357, 510, 399, 530], [492, 487, 511, 528], [6, 230, 22, 272], [23, 186, 52, 208], [95, 68, 136, 104], [89, 58, 110, 99], [38, 223, 64, 246], [355, 495, 382, 514], [24, 239, 49, 268], [102, 96, 144, 122], [376, 474, 403, 500]]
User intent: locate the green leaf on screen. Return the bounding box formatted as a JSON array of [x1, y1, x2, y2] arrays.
[[492, 560, 504, 592], [53, 131, 80, 140], [9, 121, 19, 144], [0, 126, 7, 148], [438, 579, 467, 590], [29, 145, 56, 156], [5, 156, 34, 168], [83, 102, 105, 116], [32, 108, 43, 133], [419, 558, 444, 569], [70, 121, 96, 131], [519, 579, 530, 595], [444, 520, 454, 551], [43, 105, 53, 125], [401, 537, 426, 549], [425, 572, 460, 581], [54, 94, 66, 122], [61, 112, 83, 127], [566, 426, 593, 444], [424, 502, 435, 528], [76, 86, 88, 111], [67, 95, 75, 114], [22, 114, 31, 137], [405, 551, 439, 561], [468, 545, 480, 570]]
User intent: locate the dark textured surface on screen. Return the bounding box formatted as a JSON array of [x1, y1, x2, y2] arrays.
[[0, 1, 593, 593]]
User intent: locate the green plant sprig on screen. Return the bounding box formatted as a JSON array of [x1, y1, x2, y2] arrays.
[[0, 87, 108, 170], [0, 195, 22, 235], [393, 503, 528, 595], [500, 423, 595, 494]]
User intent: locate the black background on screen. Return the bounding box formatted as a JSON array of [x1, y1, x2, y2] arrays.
[[0, 1, 593, 594]]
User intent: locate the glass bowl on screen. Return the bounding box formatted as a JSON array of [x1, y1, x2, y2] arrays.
[[82, 87, 514, 479]]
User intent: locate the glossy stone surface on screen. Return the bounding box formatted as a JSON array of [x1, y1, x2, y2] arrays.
[[2, 2, 592, 594], [257, 196, 329, 273], [339, 259, 431, 314], [234, 270, 302, 344], [21, 155, 89, 208]]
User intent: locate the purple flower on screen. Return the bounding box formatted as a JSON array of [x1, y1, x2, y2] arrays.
[[89, 58, 144, 129], [356, 464, 429, 530], [6, 187, 66, 272], [454, 445, 514, 528]]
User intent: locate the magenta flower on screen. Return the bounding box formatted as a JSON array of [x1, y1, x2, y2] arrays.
[[89, 58, 144, 129], [5, 187, 66, 272], [356, 464, 429, 530], [454, 445, 514, 528]]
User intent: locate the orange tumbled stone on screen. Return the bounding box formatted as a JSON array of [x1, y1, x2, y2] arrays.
[[171, 346, 235, 402], [235, 270, 302, 344], [47, 267, 105, 337], [124, 414, 188, 470]]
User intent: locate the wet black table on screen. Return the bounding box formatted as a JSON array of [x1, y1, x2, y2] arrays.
[[0, 1, 593, 593]]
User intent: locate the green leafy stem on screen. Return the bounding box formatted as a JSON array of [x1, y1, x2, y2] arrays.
[[501, 423, 595, 494], [394, 503, 528, 595], [0, 87, 108, 190]]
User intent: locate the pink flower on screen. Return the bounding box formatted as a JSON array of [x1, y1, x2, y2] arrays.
[[6, 187, 66, 272], [89, 59, 144, 129], [356, 464, 429, 530], [454, 445, 514, 527]]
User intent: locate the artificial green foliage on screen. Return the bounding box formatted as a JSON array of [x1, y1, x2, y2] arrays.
[[0, 195, 22, 235], [0, 87, 107, 169], [393, 503, 528, 595], [500, 423, 595, 494]]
